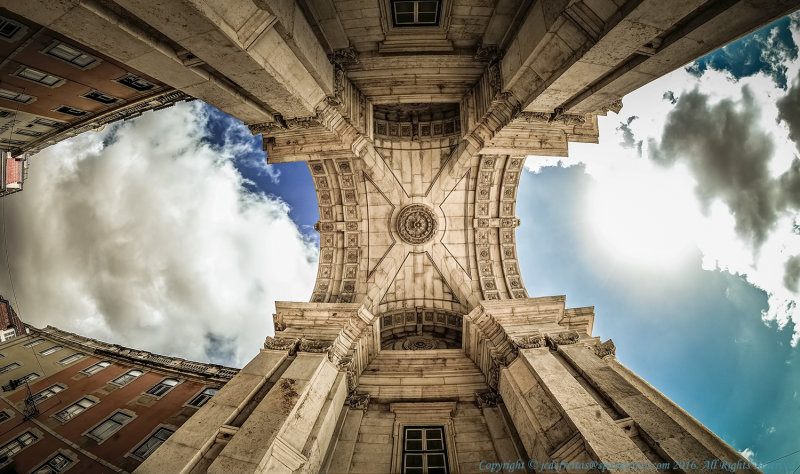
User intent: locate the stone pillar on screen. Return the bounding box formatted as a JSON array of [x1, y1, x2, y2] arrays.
[[558, 343, 756, 473], [135, 349, 289, 473], [512, 347, 651, 471], [323, 395, 369, 474], [207, 351, 344, 473]]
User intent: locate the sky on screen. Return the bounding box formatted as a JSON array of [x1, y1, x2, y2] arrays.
[[0, 11, 799, 471]]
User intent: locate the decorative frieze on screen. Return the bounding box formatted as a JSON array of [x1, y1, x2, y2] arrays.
[[346, 393, 370, 410], [298, 338, 333, 354], [264, 336, 300, 354], [546, 330, 580, 349], [511, 334, 544, 349], [327, 46, 359, 69]]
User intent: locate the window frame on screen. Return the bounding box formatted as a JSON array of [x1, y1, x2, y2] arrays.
[[144, 378, 179, 398], [0, 16, 26, 43], [128, 425, 175, 461], [23, 338, 45, 347], [0, 409, 13, 424], [53, 396, 97, 423], [0, 88, 35, 104], [401, 426, 449, 474], [32, 117, 64, 128], [82, 90, 118, 104], [15, 128, 41, 137], [110, 369, 144, 387], [390, 0, 441, 26], [82, 360, 112, 376], [53, 105, 87, 117], [40, 345, 63, 356], [0, 362, 20, 374], [186, 387, 218, 408], [31, 383, 66, 405], [58, 353, 85, 365], [13, 66, 65, 88], [116, 73, 154, 92], [31, 449, 78, 473], [84, 410, 135, 444], [18, 372, 40, 383], [42, 40, 100, 70], [0, 429, 40, 459]]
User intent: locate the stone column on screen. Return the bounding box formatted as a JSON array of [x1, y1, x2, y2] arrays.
[[510, 347, 652, 471], [207, 351, 345, 473], [558, 343, 756, 473], [135, 349, 290, 473]]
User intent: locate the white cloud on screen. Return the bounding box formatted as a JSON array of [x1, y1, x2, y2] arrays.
[[524, 38, 800, 344], [740, 448, 755, 461], [1, 102, 318, 367]]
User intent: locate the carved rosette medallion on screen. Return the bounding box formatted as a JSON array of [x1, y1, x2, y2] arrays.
[[402, 336, 441, 350], [396, 204, 438, 245]]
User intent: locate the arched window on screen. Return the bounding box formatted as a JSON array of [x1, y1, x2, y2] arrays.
[[146, 378, 178, 397]]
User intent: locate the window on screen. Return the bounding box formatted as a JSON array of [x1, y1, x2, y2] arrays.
[[23, 338, 45, 347], [132, 427, 173, 460], [59, 353, 85, 365], [83, 90, 117, 104], [32, 384, 65, 404], [111, 369, 142, 386], [0, 110, 12, 118], [146, 378, 178, 397], [0, 88, 34, 104], [0, 362, 20, 374], [40, 345, 63, 356], [0, 411, 10, 423], [44, 41, 98, 68], [0, 17, 24, 41], [0, 138, 25, 146], [54, 106, 86, 117], [0, 431, 37, 458], [19, 372, 40, 383], [116, 74, 154, 91], [15, 66, 63, 87], [54, 397, 95, 422], [82, 361, 111, 375], [33, 117, 63, 128], [88, 411, 132, 441], [32, 452, 73, 473], [402, 426, 448, 474], [391, 0, 440, 26], [188, 387, 218, 408], [15, 129, 41, 137]]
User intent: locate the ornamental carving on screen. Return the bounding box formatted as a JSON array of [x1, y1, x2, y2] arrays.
[[475, 391, 501, 408], [347, 393, 370, 410], [545, 330, 580, 349], [395, 204, 438, 245], [263, 337, 299, 353], [327, 46, 359, 68], [298, 338, 332, 353], [511, 334, 544, 349], [594, 339, 616, 359]]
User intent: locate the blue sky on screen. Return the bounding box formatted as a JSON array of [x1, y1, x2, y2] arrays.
[[1, 10, 799, 471]]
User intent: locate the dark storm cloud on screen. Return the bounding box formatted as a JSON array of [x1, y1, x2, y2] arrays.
[[777, 70, 800, 147], [648, 86, 793, 247], [686, 16, 798, 89], [785, 255, 800, 292], [663, 91, 677, 104]]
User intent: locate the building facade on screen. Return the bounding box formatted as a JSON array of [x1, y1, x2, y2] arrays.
[[0, 294, 24, 342], [0, 325, 237, 473], [1, 0, 798, 473]]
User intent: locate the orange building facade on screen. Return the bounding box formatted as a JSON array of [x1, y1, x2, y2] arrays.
[[0, 325, 237, 473]]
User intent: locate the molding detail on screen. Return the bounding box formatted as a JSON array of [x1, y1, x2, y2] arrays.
[[546, 330, 580, 349], [594, 339, 616, 359], [263, 336, 300, 353], [346, 393, 370, 410], [327, 46, 359, 69], [475, 391, 501, 408], [297, 338, 332, 354], [511, 334, 544, 349]]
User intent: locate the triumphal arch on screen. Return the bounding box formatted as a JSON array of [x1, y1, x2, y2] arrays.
[[6, 0, 796, 471]]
